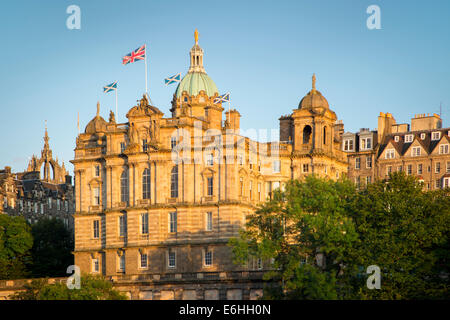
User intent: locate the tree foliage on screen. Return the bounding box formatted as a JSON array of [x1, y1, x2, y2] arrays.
[[229, 173, 450, 299], [30, 218, 73, 278], [13, 274, 128, 300], [0, 215, 33, 280]]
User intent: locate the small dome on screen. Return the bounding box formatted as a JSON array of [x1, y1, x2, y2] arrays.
[[85, 102, 108, 133], [175, 72, 218, 98], [298, 74, 329, 109], [299, 89, 329, 109]]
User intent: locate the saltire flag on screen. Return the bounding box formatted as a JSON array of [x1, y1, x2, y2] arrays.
[[165, 73, 181, 85], [122, 45, 146, 65], [214, 92, 230, 104], [103, 81, 117, 93]]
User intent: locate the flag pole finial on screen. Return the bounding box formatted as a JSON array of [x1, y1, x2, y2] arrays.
[[194, 29, 199, 45], [96, 101, 100, 117], [312, 73, 316, 91]]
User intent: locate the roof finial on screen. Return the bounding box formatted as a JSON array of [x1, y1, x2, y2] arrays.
[[96, 101, 100, 117], [194, 29, 199, 45], [312, 73, 316, 91]]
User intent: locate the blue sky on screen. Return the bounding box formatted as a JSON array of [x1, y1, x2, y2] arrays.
[[0, 0, 449, 175]]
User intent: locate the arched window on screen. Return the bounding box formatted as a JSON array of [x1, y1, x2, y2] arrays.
[[142, 168, 151, 200], [323, 126, 327, 145], [170, 166, 178, 198], [120, 169, 129, 204], [303, 125, 312, 144]]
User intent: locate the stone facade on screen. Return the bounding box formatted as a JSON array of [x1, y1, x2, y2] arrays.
[[71, 33, 347, 299], [345, 112, 450, 189], [0, 128, 74, 230]]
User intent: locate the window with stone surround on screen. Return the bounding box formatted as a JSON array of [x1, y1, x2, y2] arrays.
[[439, 144, 449, 154], [170, 166, 178, 198], [168, 250, 176, 268], [141, 213, 148, 234], [92, 258, 99, 273], [366, 156, 372, 168], [93, 220, 100, 239], [142, 168, 151, 199], [169, 212, 177, 233], [120, 169, 129, 204], [204, 249, 213, 267], [140, 252, 148, 269], [385, 149, 395, 159], [207, 176, 214, 196], [355, 157, 361, 169], [206, 212, 213, 231], [119, 214, 127, 237], [436, 162, 441, 173], [411, 147, 421, 157]]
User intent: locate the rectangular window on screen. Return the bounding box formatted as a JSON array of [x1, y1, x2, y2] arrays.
[[397, 165, 403, 172], [204, 250, 213, 267], [119, 255, 125, 271], [436, 162, 441, 173], [431, 132, 441, 141], [355, 157, 361, 169], [40, 203, 44, 214], [170, 137, 177, 149], [447, 162, 450, 173], [141, 213, 149, 234], [120, 142, 126, 153], [119, 215, 127, 237], [48, 198, 52, 209], [418, 164, 423, 175], [93, 220, 100, 239], [436, 179, 441, 189], [407, 164, 412, 175], [443, 178, 450, 189], [366, 156, 372, 168], [302, 164, 309, 173], [387, 166, 392, 175], [355, 176, 361, 189], [249, 180, 253, 200], [169, 212, 177, 233], [412, 147, 421, 157], [168, 250, 176, 268], [207, 177, 214, 196], [385, 149, 395, 159], [92, 258, 99, 273], [142, 139, 148, 152], [240, 177, 244, 196], [439, 144, 449, 154], [343, 139, 354, 151], [95, 165, 100, 177], [273, 160, 281, 173], [405, 135, 413, 143], [57, 199, 61, 210], [93, 187, 100, 205], [360, 137, 372, 150], [140, 253, 148, 269], [206, 212, 213, 231], [366, 176, 372, 185]]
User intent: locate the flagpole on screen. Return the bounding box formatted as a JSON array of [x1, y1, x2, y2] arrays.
[[77, 112, 80, 134], [145, 44, 148, 97], [115, 86, 118, 121]]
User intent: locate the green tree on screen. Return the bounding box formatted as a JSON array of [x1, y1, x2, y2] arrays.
[[30, 218, 73, 278], [230, 175, 359, 299], [0, 215, 33, 279], [13, 274, 128, 300], [350, 172, 450, 299]]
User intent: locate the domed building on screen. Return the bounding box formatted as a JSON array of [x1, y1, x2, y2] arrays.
[[70, 31, 346, 300], [279, 74, 347, 180]]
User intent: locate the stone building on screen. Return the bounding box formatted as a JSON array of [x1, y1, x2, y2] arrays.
[[71, 31, 347, 299], [345, 112, 450, 190], [0, 127, 74, 230]]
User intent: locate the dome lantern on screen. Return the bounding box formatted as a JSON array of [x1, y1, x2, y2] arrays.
[[298, 74, 330, 110]]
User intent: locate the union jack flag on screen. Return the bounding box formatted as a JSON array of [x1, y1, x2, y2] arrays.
[[122, 45, 146, 65], [214, 92, 230, 104]]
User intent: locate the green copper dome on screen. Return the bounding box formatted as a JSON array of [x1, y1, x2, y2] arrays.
[[175, 72, 219, 98]]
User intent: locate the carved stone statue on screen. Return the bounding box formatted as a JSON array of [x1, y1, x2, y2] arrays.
[[140, 94, 149, 108], [128, 122, 140, 145], [109, 110, 116, 123]]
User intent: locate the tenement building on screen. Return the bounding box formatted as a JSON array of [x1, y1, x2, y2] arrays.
[[71, 31, 348, 300], [344, 112, 450, 189], [0, 127, 74, 230]]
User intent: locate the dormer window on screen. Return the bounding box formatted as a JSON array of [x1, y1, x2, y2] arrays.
[[343, 139, 354, 151], [394, 136, 399, 142], [420, 133, 426, 140], [431, 132, 441, 141], [360, 137, 372, 150], [405, 135, 413, 143]]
